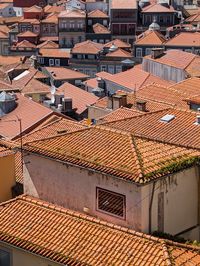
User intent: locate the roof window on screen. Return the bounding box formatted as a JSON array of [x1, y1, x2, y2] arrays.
[[160, 114, 175, 123]]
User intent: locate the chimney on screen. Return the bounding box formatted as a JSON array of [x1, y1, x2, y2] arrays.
[[112, 94, 127, 110], [151, 48, 165, 59], [136, 100, 147, 112], [55, 94, 64, 107], [62, 97, 73, 113]]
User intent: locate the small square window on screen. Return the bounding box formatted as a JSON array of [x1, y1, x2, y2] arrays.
[[96, 187, 126, 219]]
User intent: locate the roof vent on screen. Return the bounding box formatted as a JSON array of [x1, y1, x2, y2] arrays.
[[109, 44, 118, 52], [160, 114, 175, 123]]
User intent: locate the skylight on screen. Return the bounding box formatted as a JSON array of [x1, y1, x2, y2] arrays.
[[160, 114, 175, 123]]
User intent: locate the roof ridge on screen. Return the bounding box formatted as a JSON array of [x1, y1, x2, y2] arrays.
[[129, 134, 144, 182]]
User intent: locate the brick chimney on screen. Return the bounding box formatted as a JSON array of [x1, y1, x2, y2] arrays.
[[136, 100, 147, 112], [151, 48, 165, 59]]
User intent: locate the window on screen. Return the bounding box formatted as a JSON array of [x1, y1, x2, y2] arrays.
[[39, 57, 44, 64], [96, 188, 126, 218], [145, 48, 151, 55], [103, 20, 107, 26], [88, 19, 92, 26], [116, 65, 122, 73], [49, 59, 54, 66], [108, 65, 114, 74], [88, 54, 95, 59], [101, 65, 106, 72], [0, 248, 11, 266], [185, 49, 192, 53], [55, 59, 60, 66], [136, 48, 142, 58]]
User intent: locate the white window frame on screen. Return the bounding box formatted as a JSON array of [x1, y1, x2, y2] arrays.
[[55, 59, 60, 66], [101, 65, 106, 72], [145, 48, 152, 55], [49, 59, 54, 66], [136, 48, 142, 58]]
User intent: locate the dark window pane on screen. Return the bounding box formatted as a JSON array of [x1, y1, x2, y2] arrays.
[[0, 249, 10, 266]]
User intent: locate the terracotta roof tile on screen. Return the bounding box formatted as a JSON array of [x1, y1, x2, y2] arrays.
[[104, 39, 131, 49], [1, 195, 200, 265], [37, 40, 58, 49], [92, 23, 110, 34], [17, 30, 38, 37], [103, 67, 173, 91], [165, 32, 200, 46], [104, 108, 200, 149], [39, 48, 70, 58], [15, 40, 36, 48], [45, 67, 89, 80], [144, 50, 197, 70], [106, 48, 133, 58], [135, 30, 166, 45], [71, 40, 103, 54], [88, 9, 108, 18], [44, 4, 64, 13], [41, 12, 58, 23], [58, 8, 86, 18], [0, 93, 53, 140], [23, 125, 200, 183], [20, 117, 86, 143], [56, 82, 99, 114], [111, 0, 137, 9], [21, 78, 50, 95], [142, 3, 175, 12], [24, 5, 42, 12]]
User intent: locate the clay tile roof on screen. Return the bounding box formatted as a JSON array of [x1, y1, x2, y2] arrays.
[[37, 40, 58, 49], [186, 56, 200, 77], [56, 82, 99, 114], [185, 12, 200, 23], [142, 3, 175, 12], [104, 39, 131, 49], [17, 30, 38, 37], [103, 67, 173, 91], [21, 117, 87, 143], [106, 48, 133, 58], [0, 93, 53, 140], [21, 78, 50, 95], [136, 83, 189, 108], [104, 107, 200, 149], [39, 48, 70, 58], [111, 0, 137, 9], [1, 195, 200, 265], [165, 32, 200, 46], [84, 71, 113, 89], [58, 8, 86, 18], [23, 124, 200, 183], [12, 68, 38, 88], [15, 40, 36, 48], [88, 9, 108, 18], [144, 49, 197, 69], [168, 77, 200, 97], [24, 5, 42, 12], [41, 12, 58, 23], [45, 67, 89, 80], [44, 4, 64, 13], [0, 145, 13, 157], [71, 40, 103, 54], [92, 23, 110, 34], [0, 80, 14, 91], [19, 18, 40, 24], [135, 30, 166, 45], [0, 30, 8, 38], [0, 3, 10, 9]]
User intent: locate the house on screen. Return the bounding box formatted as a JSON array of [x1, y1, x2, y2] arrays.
[[139, 1, 178, 33], [87, 9, 109, 29], [0, 29, 9, 55], [40, 12, 58, 39], [65, 0, 86, 10], [18, 18, 40, 35], [142, 49, 200, 82], [1, 195, 200, 265], [43, 66, 89, 87], [13, 0, 46, 17], [23, 5, 44, 20], [0, 144, 15, 202], [85, 0, 108, 13], [133, 29, 166, 61], [10, 40, 37, 55], [22, 122, 200, 240], [58, 8, 86, 48], [37, 48, 70, 67], [52, 82, 98, 119], [0, 2, 15, 17], [70, 40, 134, 77], [110, 0, 138, 44]]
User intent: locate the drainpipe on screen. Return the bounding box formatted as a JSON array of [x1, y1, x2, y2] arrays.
[[149, 181, 156, 234]]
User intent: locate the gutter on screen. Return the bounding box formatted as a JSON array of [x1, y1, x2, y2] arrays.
[[149, 181, 156, 234]]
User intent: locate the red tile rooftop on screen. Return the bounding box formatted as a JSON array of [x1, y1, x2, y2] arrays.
[[45, 67, 89, 80], [22, 124, 200, 183], [71, 40, 103, 54], [0, 94, 53, 140], [1, 195, 200, 265], [111, 0, 137, 9], [56, 82, 99, 114]]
